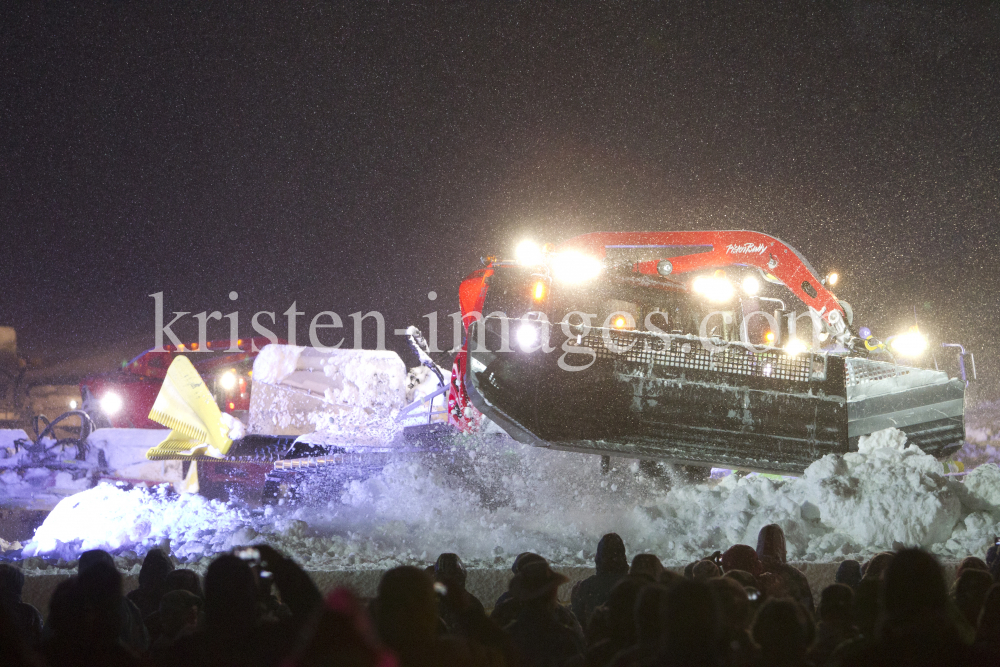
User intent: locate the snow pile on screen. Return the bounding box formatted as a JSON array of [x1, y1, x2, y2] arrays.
[[19, 428, 1000, 568], [22, 483, 260, 561]]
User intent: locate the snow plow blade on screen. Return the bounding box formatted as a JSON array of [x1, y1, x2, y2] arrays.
[[464, 317, 965, 475]]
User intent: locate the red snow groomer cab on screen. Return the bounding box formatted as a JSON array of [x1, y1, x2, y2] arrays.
[[449, 231, 972, 475], [80, 338, 274, 429]]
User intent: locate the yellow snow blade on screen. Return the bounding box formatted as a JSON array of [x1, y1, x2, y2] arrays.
[[145, 356, 233, 460]]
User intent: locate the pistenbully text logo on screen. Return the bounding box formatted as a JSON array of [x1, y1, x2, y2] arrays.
[[725, 242, 768, 255]]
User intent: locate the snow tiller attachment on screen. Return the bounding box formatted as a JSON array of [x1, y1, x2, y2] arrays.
[[457, 231, 969, 475]]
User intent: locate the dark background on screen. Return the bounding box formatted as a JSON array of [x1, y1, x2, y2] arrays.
[[2, 2, 998, 381]]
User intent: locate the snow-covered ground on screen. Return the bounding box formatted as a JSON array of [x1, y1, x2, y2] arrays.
[[9, 424, 1000, 574]]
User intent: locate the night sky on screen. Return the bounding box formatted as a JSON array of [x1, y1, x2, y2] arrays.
[[2, 2, 999, 376]]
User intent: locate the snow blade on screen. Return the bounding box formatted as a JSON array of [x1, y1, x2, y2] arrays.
[[465, 317, 965, 475]]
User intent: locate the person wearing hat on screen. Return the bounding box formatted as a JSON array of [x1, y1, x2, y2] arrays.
[[491, 553, 582, 639], [504, 561, 584, 667]]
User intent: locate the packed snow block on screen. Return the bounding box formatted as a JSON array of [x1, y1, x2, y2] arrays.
[[85, 429, 182, 485], [249, 345, 408, 437]]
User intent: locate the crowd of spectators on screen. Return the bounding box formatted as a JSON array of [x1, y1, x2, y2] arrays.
[[2, 523, 1000, 666]]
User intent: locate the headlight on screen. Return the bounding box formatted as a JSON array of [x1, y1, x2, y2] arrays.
[[890, 329, 928, 357], [100, 392, 123, 415], [742, 275, 761, 296], [516, 240, 545, 266], [692, 274, 735, 303], [220, 370, 238, 391], [784, 339, 808, 356], [551, 251, 602, 284], [516, 324, 540, 352]]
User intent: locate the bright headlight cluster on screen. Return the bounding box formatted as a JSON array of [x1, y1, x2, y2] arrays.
[[516, 324, 540, 352], [784, 339, 808, 356], [692, 274, 735, 303], [515, 240, 545, 266], [890, 328, 928, 357], [100, 392, 123, 415], [551, 251, 602, 284], [220, 370, 238, 391], [742, 275, 761, 296]]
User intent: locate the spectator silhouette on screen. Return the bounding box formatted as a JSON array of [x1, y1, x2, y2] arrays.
[[956, 556, 989, 579], [692, 560, 721, 580], [953, 568, 994, 630], [433, 553, 485, 634], [755, 525, 814, 614], [607, 584, 668, 667], [724, 570, 758, 590], [145, 568, 203, 645], [841, 548, 970, 667], [161, 547, 321, 667], [835, 560, 862, 591], [127, 548, 174, 620], [860, 552, 894, 581], [657, 578, 722, 667], [76, 550, 148, 655], [581, 575, 646, 666], [370, 565, 473, 667], [752, 597, 813, 667], [973, 583, 1000, 662], [629, 554, 664, 582], [493, 552, 545, 612], [43, 560, 141, 667], [165, 569, 204, 598], [808, 584, 856, 667], [827, 576, 880, 664], [284, 587, 397, 667], [504, 560, 584, 667], [571, 533, 628, 628], [722, 545, 763, 578], [0, 563, 43, 649], [149, 590, 201, 655], [0, 599, 42, 667], [709, 576, 755, 667], [492, 553, 582, 639], [433, 553, 512, 664]]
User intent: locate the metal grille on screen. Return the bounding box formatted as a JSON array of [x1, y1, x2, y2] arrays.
[[581, 330, 824, 382], [845, 358, 911, 387]]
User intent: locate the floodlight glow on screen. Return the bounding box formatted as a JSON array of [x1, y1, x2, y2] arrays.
[[220, 370, 238, 391], [100, 392, 123, 415], [742, 275, 761, 296], [692, 274, 735, 303], [516, 240, 545, 266], [551, 251, 602, 284], [890, 329, 928, 357], [516, 324, 540, 352], [784, 339, 808, 356]]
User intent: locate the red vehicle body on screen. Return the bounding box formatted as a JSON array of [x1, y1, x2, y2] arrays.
[[79, 337, 277, 429]]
